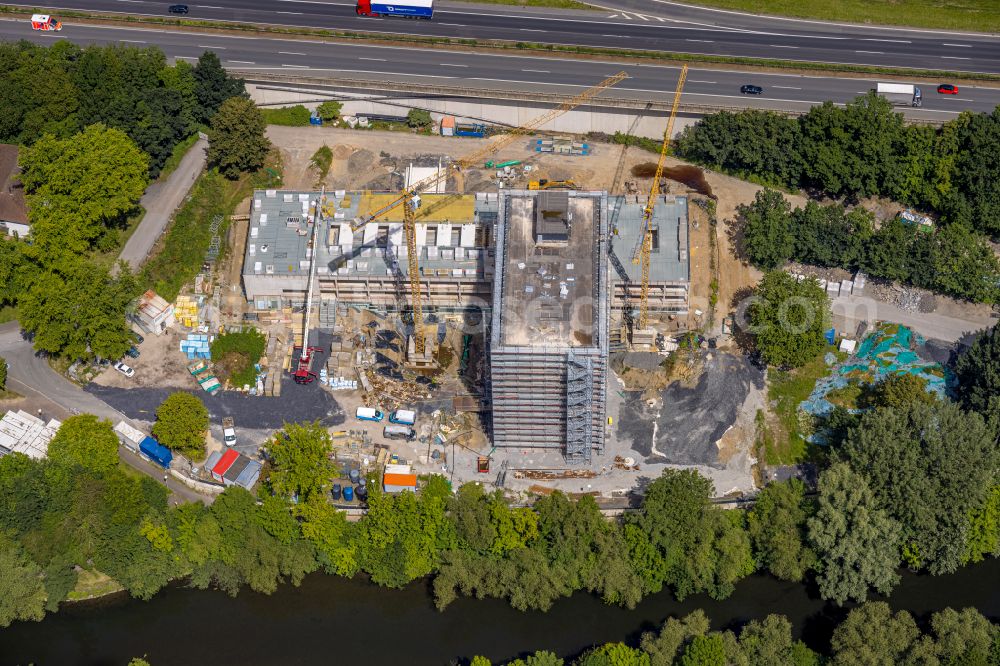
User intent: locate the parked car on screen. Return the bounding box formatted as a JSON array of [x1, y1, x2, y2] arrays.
[[740, 84, 764, 95], [125, 346, 140, 359], [133, 333, 144, 345], [114, 361, 135, 377], [937, 83, 959, 95], [168, 4, 189, 14]]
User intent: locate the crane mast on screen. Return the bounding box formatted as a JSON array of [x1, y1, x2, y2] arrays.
[[350, 71, 630, 356], [634, 65, 687, 334], [292, 187, 326, 384]]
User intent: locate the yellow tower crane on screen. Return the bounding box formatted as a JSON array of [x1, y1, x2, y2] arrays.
[[351, 71, 629, 356], [632, 65, 687, 334]]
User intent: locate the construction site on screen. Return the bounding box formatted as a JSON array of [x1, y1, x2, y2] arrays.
[[89, 66, 763, 502]]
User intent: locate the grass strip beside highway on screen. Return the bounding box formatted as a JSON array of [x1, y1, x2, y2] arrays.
[[2, 6, 999, 83], [462, 0, 592, 9], [673, 0, 1000, 35]]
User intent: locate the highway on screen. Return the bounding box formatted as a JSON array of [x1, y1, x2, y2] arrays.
[[13, 0, 1000, 74], [5, 20, 1000, 119]]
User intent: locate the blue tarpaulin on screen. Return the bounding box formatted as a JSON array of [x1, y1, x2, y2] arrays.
[[139, 436, 173, 469]]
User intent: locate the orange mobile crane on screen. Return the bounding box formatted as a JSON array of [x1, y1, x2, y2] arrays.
[[350, 71, 629, 357]]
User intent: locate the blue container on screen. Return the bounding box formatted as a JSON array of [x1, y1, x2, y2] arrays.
[[343, 486, 354, 502]]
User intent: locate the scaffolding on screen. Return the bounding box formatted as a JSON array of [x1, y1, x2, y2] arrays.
[[489, 190, 609, 462]]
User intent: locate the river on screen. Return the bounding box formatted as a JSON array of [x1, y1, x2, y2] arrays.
[[1, 558, 998, 666]]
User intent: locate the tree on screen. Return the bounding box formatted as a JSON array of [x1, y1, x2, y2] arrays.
[[19, 124, 149, 252], [406, 108, 432, 129], [737, 189, 794, 270], [927, 607, 998, 665], [807, 464, 901, 605], [829, 602, 922, 666], [747, 480, 815, 582], [626, 469, 754, 601], [838, 401, 998, 574], [265, 422, 335, 502], [679, 635, 726, 666], [749, 271, 830, 368], [577, 643, 650, 666], [964, 486, 1000, 565], [739, 615, 818, 666], [508, 651, 564, 666], [641, 610, 711, 666], [48, 414, 120, 474], [0, 538, 48, 628], [18, 257, 140, 361], [0, 355, 6, 390], [152, 393, 209, 459], [207, 96, 271, 179], [859, 373, 936, 410], [316, 100, 343, 123], [954, 323, 1000, 417], [193, 51, 246, 124]]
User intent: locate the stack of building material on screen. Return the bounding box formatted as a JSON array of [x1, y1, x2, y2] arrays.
[[174, 295, 199, 328], [134, 290, 175, 335], [0, 410, 61, 459], [180, 333, 212, 360], [535, 136, 590, 156]]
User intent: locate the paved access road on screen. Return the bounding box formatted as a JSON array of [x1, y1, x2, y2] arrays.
[[5, 21, 999, 121], [116, 135, 207, 273], [14, 0, 1000, 73], [0, 322, 210, 504]]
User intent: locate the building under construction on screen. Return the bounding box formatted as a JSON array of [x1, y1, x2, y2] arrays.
[[489, 190, 609, 462], [240, 188, 688, 460], [241, 189, 688, 317]]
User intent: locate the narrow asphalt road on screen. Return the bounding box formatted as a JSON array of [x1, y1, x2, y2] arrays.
[[115, 135, 207, 274], [0, 322, 210, 503]]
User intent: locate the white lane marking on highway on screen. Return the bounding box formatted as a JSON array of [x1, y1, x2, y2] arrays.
[[855, 50, 884, 54], [279, 51, 307, 55], [227, 60, 256, 64], [772, 85, 801, 89], [437, 23, 465, 26], [942, 56, 971, 60], [606, 14, 619, 19], [602, 34, 623, 37], [519, 28, 547, 32], [656, 16, 667, 22], [116, 0, 145, 3], [121, 39, 147, 43], [174, 56, 198, 60], [943, 43, 972, 47], [633, 13, 650, 21], [686, 39, 714, 43], [688, 80, 716, 84], [522, 69, 550, 73], [359, 57, 386, 61], [860, 38, 911, 43], [197, 5, 224, 8], [276, 11, 303, 14], [440, 63, 468, 67], [770, 44, 797, 48], [199, 46, 226, 49], [281, 64, 310, 68]]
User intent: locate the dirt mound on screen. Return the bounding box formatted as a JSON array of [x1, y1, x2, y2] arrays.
[[331, 144, 353, 160], [665, 165, 713, 197], [631, 162, 657, 178]]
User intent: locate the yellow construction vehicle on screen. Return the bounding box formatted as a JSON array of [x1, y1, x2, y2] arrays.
[[351, 71, 629, 356], [633, 65, 688, 335], [527, 179, 578, 190]]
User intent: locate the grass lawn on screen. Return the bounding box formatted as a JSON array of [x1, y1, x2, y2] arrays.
[[0, 305, 18, 324], [760, 350, 843, 466], [678, 0, 1000, 33], [67, 569, 124, 601]]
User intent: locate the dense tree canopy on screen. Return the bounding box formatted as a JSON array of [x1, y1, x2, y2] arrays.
[[954, 323, 1000, 419], [48, 415, 120, 475], [748, 271, 830, 368], [808, 463, 902, 605], [747, 480, 815, 582], [677, 96, 1000, 240], [838, 401, 998, 573], [265, 422, 335, 502], [208, 97, 271, 179], [153, 393, 209, 459], [19, 124, 149, 253]]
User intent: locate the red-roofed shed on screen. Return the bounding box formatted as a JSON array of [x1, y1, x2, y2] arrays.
[[211, 449, 239, 481]]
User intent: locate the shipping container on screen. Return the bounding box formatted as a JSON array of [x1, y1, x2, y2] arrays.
[[139, 437, 173, 469], [356, 0, 433, 18]]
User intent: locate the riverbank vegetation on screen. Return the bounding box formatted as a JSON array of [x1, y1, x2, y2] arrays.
[[1, 360, 998, 629], [676, 95, 1000, 302], [469, 602, 1000, 665]]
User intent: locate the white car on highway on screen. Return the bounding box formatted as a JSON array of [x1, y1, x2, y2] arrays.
[[114, 361, 135, 378]]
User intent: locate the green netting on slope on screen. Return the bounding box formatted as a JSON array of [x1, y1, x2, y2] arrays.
[[800, 324, 951, 419]]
